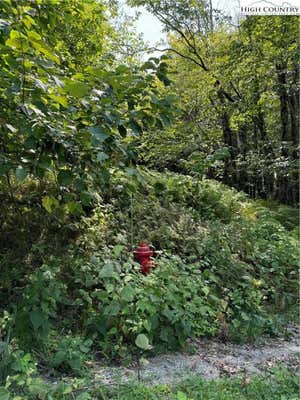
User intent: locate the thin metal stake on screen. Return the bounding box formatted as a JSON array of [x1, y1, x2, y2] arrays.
[[130, 192, 134, 250]]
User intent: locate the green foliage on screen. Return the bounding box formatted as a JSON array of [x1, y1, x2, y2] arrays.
[[1, 169, 298, 368], [0, 0, 176, 216], [1, 372, 78, 400], [7, 171, 294, 357], [174, 367, 300, 400], [72, 253, 219, 357], [0, 1, 298, 390], [1, 365, 298, 400], [88, 367, 300, 400], [50, 336, 92, 376], [135, 334, 150, 350], [254, 200, 300, 233], [14, 264, 66, 347], [0, 340, 35, 386], [135, 6, 299, 205]]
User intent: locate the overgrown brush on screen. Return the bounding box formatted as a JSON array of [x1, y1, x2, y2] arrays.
[[0, 170, 298, 381]]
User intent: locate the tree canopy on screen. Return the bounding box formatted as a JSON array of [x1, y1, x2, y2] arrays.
[[0, 0, 175, 216], [131, 0, 299, 204]]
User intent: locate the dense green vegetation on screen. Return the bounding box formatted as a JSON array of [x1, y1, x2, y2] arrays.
[[134, 1, 299, 205], [0, 0, 298, 399], [1, 366, 299, 399], [95, 367, 300, 400], [1, 169, 298, 398]]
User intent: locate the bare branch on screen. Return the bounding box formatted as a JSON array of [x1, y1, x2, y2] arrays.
[[153, 9, 209, 71], [147, 47, 207, 70]]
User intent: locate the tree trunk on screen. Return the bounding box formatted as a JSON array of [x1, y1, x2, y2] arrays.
[[276, 64, 290, 144], [220, 110, 234, 185], [289, 63, 299, 148]]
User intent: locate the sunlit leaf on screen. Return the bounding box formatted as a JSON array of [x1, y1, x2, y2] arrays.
[[135, 334, 150, 350]]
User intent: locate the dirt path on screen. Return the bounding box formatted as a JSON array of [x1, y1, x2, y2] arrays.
[[94, 326, 299, 386]]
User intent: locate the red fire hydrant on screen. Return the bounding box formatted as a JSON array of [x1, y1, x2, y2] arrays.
[[133, 242, 156, 275]]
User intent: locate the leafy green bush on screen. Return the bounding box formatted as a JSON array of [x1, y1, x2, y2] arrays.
[[14, 263, 67, 348], [86, 366, 300, 400], [0, 170, 298, 367], [50, 336, 93, 376], [69, 253, 219, 357], [1, 363, 298, 400], [0, 342, 35, 386], [52, 170, 297, 350]]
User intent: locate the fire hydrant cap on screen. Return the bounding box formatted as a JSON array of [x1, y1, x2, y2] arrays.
[[133, 242, 153, 256]]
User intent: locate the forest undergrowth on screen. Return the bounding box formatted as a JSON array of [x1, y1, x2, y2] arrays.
[[0, 170, 299, 399]]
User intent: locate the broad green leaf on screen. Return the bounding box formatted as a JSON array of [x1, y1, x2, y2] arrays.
[[66, 201, 78, 214], [15, 166, 27, 181], [241, 312, 250, 321], [104, 302, 120, 316], [49, 94, 68, 107], [0, 162, 12, 175], [177, 391, 188, 400], [52, 351, 66, 366], [88, 126, 108, 142], [58, 170, 73, 186], [206, 148, 231, 163], [31, 40, 60, 63], [129, 121, 142, 135], [125, 167, 136, 176], [27, 30, 42, 41], [97, 152, 109, 162], [120, 286, 135, 302], [42, 196, 59, 213], [0, 387, 10, 400], [65, 81, 89, 98], [135, 334, 150, 350], [143, 320, 151, 332], [99, 264, 116, 278], [38, 155, 52, 170], [6, 29, 28, 51], [115, 64, 130, 74], [23, 15, 35, 29], [76, 393, 92, 400], [27, 378, 48, 397], [113, 244, 123, 257], [80, 191, 93, 206], [30, 310, 44, 330], [202, 286, 210, 296], [160, 327, 173, 342]]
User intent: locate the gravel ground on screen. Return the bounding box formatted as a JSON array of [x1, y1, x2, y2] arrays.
[[93, 326, 300, 386]]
